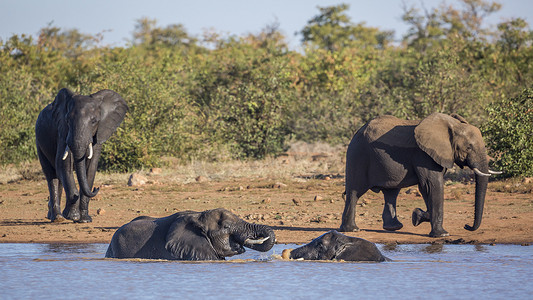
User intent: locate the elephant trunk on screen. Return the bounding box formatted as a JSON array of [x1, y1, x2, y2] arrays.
[[74, 157, 99, 198], [243, 223, 276, 252], [464, 160, 489, 231]]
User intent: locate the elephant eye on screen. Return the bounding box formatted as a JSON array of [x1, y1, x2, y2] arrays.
[[90, 117, 98, 124]]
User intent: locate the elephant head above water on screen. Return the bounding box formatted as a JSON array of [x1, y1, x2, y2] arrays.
[[106, 208, 276, 260], [340, 113, 501, 237], [283, 230, 389, 262], [35, 88, 127, 223]]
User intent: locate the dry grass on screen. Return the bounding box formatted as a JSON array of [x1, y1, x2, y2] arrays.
[[1, 142, 346, 186], [98, 153, 345, 186], [0, 161, 44, 184], [2, 142, 529, 193]]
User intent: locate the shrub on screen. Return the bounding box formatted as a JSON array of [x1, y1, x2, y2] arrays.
[[85, 47, 195, 171], [482, 88, 533, 177]]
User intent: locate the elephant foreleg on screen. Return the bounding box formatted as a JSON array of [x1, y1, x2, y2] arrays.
[[56, 154, 80, 221], [417, 177, 449, 237], [382, 188, 403, 231], [412, 183, 431, 227], [412, 207, 430, 226]]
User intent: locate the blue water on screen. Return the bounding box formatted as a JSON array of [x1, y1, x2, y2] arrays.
[[0, 243, 532, 299]]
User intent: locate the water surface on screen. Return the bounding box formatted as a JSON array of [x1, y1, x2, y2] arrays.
[[0, 243, 532, 299]]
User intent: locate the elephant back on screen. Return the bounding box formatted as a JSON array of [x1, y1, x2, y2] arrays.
[[363, 115, 420, 148]]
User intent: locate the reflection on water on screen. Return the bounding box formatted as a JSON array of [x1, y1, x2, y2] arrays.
[[1, 243, 532, 299], [422, 243, 443, 253], [44, 243, 101, 254]]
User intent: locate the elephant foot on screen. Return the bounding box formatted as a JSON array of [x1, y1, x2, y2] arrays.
[[339, 224, 360, 232], [50, 214, 67, 223], [383, 219, 403, 231], [47, 206, 64, 222], [76, 212, 92, 223], [429, 229, 449, 238], [412, 208, 430, 227], [63, 206, 81, 221]]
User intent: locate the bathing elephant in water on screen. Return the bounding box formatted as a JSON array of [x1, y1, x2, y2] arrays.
[[35, 88, 127, 223], [106, 208, 276, 260], [283, 230, 389, 262], [340, 113, 501, 237]]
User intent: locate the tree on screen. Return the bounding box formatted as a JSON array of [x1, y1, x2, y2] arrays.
[[132, 18, 198, 52], [402, 0, 501, 51], [300, 3, 394, 51], [37, 23, 102, 58]]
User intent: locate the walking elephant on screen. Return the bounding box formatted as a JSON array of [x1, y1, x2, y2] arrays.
[[340, 113, 501, 237], [283, 230, 389, 262], [35, 88, 127, 223], [106, 208, 276, 260]]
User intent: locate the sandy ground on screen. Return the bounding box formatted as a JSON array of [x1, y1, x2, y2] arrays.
[[1, 164, 532, 246]]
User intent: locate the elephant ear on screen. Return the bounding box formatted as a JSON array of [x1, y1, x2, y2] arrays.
[[165, 215, 220, 260], [414, 113, 455, 169], [91, 89, 128, 144]]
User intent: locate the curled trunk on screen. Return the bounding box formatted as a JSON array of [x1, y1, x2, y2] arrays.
[[75, 158, 99, 198], [243, 223, 276, 252]]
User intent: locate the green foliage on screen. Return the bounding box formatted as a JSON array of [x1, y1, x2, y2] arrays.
[[86, 47, 196, 171], [289, 47, 377, 144], [0, 34, 69, 164], [300, 3, 394, 50], [189, 35, 297, 159], [1, 1, 533, 177], [482, 89, 533, 177]]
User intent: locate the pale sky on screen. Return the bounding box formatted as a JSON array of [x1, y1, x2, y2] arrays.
[[1, 0, 532, 49]]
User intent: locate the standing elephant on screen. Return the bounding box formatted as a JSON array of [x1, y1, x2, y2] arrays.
[[283, 230, 389, 262], [340, 113, 501, 237], [35, 88, 127, 223], [105, 208, 276, 260]]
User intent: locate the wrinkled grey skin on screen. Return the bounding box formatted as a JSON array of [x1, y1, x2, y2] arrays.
[[106, 208, 276, 260], [340, 113, 491, 237], [35, 88, 127, 223], [289, 230, 389, 262]]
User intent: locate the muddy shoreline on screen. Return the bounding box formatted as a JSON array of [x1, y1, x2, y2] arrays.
[[1, 174, 532, 245]]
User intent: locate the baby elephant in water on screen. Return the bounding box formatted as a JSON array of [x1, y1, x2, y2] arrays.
[[283, 230, 389, 262], [106, 208, 275, 260]]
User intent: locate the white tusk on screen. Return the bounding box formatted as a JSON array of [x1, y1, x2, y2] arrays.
[[489, 170, 503, 175], [62, 146, 69, 160], [244, 236, 270, 245], [87, 143, 93, 160], [473, 168, 491, 177]]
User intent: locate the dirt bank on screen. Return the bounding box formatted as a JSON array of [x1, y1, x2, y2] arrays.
[[1, 168, 532, 245]]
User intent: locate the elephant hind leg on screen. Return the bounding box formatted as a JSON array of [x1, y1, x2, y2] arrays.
[[382, 188, 403, 231], [340, 189, 367, 232]]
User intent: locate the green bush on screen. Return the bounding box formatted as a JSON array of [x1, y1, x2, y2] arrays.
[[1, 2, 533, 172], [189, 39, 297, 159], [85, 47, 196, 171], [482, 88, 533, 177]]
